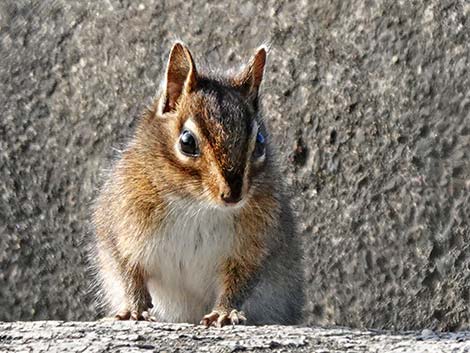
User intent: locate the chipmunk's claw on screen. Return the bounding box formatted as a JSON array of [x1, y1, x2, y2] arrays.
[[115, 309, 157, 322], [200, 309, 246, 328]]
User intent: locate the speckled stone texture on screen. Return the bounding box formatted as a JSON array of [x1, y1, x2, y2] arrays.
[[0, 0, 469, 330], [1, 321, 470, 353]]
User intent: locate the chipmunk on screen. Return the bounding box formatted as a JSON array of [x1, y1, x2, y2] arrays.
[[91, 42, 304, 327]]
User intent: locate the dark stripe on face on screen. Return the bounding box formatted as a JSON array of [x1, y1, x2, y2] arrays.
[[194, 92, 252, 173]]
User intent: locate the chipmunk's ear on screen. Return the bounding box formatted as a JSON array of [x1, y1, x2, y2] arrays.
[[160, 42, 197, 114], [233, 46, 267, 104]]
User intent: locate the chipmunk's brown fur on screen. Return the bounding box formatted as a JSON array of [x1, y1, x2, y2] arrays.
[[92, 42, 304, 326]]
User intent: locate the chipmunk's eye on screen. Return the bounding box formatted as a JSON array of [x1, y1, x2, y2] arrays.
[[252, 132, 265, 159], [179, 130, 199, 157]]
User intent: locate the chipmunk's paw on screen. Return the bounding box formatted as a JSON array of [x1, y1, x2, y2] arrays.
[[200, 309, 246, 328], [115, 309, 157, 322], [115, 292, 155, 321]]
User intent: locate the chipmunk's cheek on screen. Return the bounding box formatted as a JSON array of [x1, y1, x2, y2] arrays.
[[200, 175, 222, 204]]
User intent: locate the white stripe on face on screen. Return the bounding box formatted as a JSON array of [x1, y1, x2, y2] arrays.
[[248, 120, 265, 164], [182, 118, 200, 138], [248, 120, 259, 159], [174, 117, 202, 162]]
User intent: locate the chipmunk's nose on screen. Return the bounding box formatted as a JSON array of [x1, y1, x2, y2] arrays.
[[221, 191, 242, 204], [220, 173, 243, 204]]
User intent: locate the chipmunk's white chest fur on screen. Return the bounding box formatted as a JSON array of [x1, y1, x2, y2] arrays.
[[141, 200, 236, 323]]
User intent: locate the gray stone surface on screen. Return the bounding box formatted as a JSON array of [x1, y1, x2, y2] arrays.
[[0, 0, 469, 331], [1, 321, 470, 353]]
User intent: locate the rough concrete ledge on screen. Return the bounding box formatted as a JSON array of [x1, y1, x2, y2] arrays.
[[0, 321, 469, 353]]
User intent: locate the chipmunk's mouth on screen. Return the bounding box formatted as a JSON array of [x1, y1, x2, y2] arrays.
[[220, 193, 242, 205], [219, 196, 247, 210], [211, 189, 248, 210]]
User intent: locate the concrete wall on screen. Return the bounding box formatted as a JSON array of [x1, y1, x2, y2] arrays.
[[0, 0, 469, 330]]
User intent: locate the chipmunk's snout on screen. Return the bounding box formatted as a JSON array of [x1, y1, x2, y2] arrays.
[[220, 190, 241, 204], [219, 172, 244, 205]]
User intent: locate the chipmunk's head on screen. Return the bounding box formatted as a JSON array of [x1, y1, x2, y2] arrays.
[[144, 42, 271, 209]]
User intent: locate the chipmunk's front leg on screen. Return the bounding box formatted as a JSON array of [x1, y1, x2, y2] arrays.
[[114, 262, 155, 321], [201, 257, 259, 327]]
